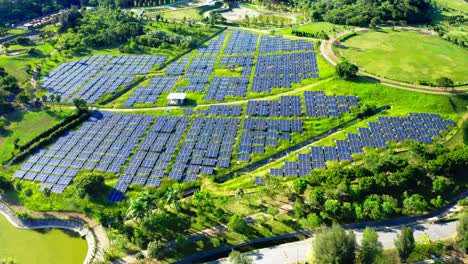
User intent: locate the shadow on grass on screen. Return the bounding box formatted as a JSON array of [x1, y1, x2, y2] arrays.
[[352, 75, 381, 84]]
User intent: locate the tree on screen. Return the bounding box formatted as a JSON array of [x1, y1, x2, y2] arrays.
[[73, 98, 88, 113], [0, 116, 7, 131], [394, 227, 415, 262], [147, 240, 165, 259], [228, 214, 248, 234], [165, 187, 180, 212], [358, 227, 383, 264], [312, 224, 356, 263], [457, 212, 468, 253], [293, 178, 308, 194], [74, 174, 106, 198], [127, 200, 147, 222], [435, 77, 454, 88], [336, 62, 358, 79], [228, 250, 253, 264], [235, 187, 245, 201], [17, 92, 29, 106], [403, 194, 427, 215], [55, 94, 62, 111], [49, 94, 55, 110]]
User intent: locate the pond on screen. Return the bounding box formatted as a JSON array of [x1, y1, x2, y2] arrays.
[[0, 215, 88, 264]]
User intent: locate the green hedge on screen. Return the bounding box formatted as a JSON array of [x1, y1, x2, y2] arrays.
[[9, 111, 91, 165]]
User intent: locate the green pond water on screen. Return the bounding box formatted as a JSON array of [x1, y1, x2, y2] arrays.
[[0, 214, 87, 264]]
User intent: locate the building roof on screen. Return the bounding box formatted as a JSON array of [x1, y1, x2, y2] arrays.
[[167, 93, 187, 100]]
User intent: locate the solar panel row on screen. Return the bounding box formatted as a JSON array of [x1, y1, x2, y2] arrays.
[[269, 113, 455, 177]]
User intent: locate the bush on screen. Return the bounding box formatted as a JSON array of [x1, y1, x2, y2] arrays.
[[228, 214, 248, 234], [74, 174, 107, 199], [147, 240, 165, 259], [135, 252, 144, 260], [435, 77, 454, 88], [0, 176, 12, 190], [336, 62, 358, 79]]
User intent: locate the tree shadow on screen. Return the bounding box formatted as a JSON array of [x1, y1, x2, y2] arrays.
[[351, 75, 381, 84]]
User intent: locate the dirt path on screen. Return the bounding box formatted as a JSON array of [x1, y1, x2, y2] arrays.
[[320, 28, 468, 95]]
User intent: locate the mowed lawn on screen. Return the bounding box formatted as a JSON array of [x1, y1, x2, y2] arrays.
[[278, 22, 349, 36], [0, 110, 73, 164], [339, 29, 468, 83], [434, 0, 468, 13]]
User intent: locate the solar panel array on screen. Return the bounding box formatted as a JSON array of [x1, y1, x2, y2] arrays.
[[259, 36, 315, 53], [224, 30, 259, 55], [177, 75, 209, 92], [238, 118, 303, 161], [208, 105, 243, 116], [246, 96, 302, 117], [101, 55, 166, 74], [304, 91, 360, 117], [269, 113, 455, 176], [124, 76, 179, 107], [204, 77, 249, 101], [169, 117, 240, 182], [186, 56, 217, 75], [40, 55, 167, 103], [166, 56, 190, 75], [40, 56, 112, 99], [255, 53, 317, 75], [13, 112, 153, 193], [70, 74, 135, 103], [220, 55, 254, 75], [198, 33, 227, 55], [252, 52, 318, 93], [115, 116, 190, 190]]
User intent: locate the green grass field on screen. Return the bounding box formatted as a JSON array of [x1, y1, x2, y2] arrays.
[[0, 215, 87, 264], [434, 0, 468, 13], [0, 110, 74, 164], [338, 29, 468, 84], [278, 22, 350, 37], [0, 42, 55, 82]]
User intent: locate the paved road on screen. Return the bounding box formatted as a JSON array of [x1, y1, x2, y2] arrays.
[[213, 221, 458, 264]]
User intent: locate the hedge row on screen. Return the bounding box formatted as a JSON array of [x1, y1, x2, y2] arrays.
[[17, 111, 87, 152], [9, 111, 91, 165]]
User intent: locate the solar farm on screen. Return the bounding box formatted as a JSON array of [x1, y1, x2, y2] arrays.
[[20, 28, 458, 203], [39, 30, 320, 107]]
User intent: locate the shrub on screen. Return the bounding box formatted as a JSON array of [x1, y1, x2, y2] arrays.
[[336, 62, 358, 79], [74, 174, 107, 199], [435, 77, 454, 88], [228, 214, 248, 234]]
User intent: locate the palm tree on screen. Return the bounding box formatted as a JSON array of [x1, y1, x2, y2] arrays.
[[55, 94, 62, 111], [49, 94, 55, 110], [137, 191, 158, 213], [126, 199, 147, 223], [165, 187, 180, 213]]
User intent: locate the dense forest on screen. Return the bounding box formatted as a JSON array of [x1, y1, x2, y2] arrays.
[[0, 0, 80, 25], [252, 0, 435, 26], [1, 0, 435, 27]]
